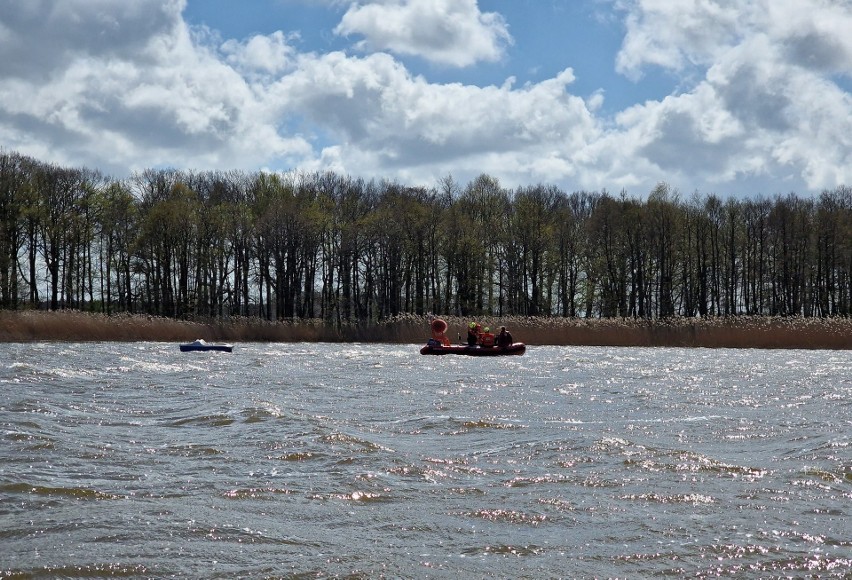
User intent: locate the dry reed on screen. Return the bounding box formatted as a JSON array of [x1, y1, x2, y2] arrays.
[[0, 310, 850, 349]]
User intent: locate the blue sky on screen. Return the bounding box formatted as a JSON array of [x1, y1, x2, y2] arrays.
[[2, 0, 852, 197], [181, 1, 670, 113]]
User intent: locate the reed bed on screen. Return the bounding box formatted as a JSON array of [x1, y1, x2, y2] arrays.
[[0, 311, 337, 343], [1, 310, 850, 349]]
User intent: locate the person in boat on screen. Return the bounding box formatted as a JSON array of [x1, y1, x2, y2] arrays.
[[480, 326, 496, 347], [496, 326, 513, 347], [430, 317, 451, 346], [467, 322, 480, 346]]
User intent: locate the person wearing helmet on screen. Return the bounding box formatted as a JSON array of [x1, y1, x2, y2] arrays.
[[467, 321, 479, 346], [480, 326, 496, 347]]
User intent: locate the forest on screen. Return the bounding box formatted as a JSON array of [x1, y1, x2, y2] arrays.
[[0, 150, 850, 324]]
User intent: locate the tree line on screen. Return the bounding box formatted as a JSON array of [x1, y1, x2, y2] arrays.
[[1, 150, 850, 323]]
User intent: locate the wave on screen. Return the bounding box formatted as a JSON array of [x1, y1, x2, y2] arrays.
[[0, 482, 122, 500]]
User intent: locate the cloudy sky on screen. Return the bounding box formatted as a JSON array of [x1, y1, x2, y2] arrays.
[[1, 0, 851, 197]]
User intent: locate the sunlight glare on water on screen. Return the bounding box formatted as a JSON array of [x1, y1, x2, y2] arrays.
[[0, 342, 850, 577]]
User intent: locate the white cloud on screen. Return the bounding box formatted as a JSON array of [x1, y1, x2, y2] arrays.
[[0, 0, 182, 80], [615, 0, 749, 79], [0, 0, 314, 174], [766, 0, 852, 75], [609, 0, 852, 192], [616, 0, 852, 79], [269, 55, 600, 186], [220, 31, 297, 77], [0, 0, 850, 195], [334, 0, 512, 67]]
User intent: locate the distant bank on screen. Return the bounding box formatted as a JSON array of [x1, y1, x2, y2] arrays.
[[2, 310, 850, 349]]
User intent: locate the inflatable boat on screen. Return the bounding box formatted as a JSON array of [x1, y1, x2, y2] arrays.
[[420, 340, 526, 356], [421, 318, 525, 356]]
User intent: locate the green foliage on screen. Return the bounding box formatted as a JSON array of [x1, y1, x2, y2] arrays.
[[0, 150, 850, 322]]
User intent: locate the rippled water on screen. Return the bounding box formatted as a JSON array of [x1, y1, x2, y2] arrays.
[[1, 342, 850, 578]]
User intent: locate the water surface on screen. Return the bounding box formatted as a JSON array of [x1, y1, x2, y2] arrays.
[[1, 343, 850, 577]]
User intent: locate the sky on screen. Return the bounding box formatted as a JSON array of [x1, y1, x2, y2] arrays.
[[1, 0, 852, 198]]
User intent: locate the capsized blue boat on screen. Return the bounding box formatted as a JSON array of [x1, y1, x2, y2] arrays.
[[179, 339, 233, 353]]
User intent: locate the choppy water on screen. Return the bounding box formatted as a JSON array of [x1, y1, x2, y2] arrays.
[[1, 342, 850, 578]]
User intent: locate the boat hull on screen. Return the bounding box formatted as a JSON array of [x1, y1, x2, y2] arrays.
[[420, 343, 526, 356], [179, 343, 233, 353]]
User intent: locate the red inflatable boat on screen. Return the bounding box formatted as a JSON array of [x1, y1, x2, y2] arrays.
[[421, 318, 525, 356], [419, 341, 526, 356]]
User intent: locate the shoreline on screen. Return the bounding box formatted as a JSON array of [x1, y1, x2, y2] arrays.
[[1, 310, 851, 349]]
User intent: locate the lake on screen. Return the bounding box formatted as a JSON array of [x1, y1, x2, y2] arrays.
[[1, 342, 850, 577]]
